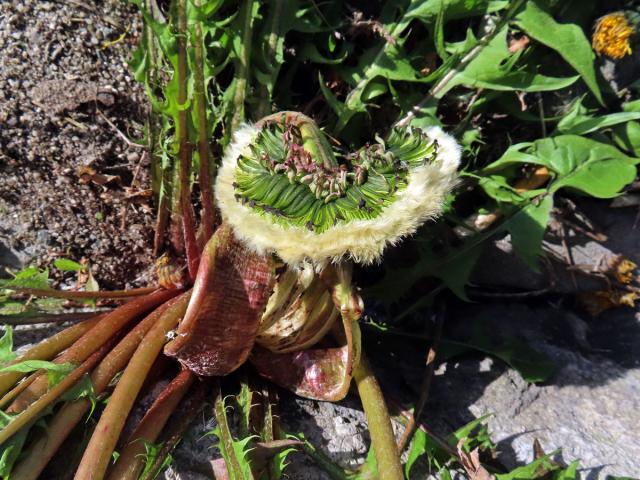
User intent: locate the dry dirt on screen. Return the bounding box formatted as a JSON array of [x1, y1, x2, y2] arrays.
[[0, 0, 155, 289]]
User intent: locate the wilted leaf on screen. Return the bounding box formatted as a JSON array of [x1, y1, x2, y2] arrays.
[[457, 441, 495, 480], [578, 290, 638, 316], [606, 255, 637, 284]]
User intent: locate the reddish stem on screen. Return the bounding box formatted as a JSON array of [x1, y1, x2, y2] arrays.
[[13, 286, 158, 300], [7, 289, 178, 413], [11, 299, 179, 480], [107, 369, 195, 480]]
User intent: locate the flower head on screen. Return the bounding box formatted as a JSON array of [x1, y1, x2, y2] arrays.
[[593, 12, 634, 60], [216, 112, 460, 266]]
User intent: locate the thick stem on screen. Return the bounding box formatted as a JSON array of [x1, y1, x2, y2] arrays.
[[144, 0, 169, 256], [138, 380, 207, 480], [175, 0, 200, 280], [0, 316, 101, 397], [74, 292, 190, 480], [353, 355, 403, 480], [229, 0, 256, 134], [7, 289, 178, 413], [11, 299, 179, 480], [332, 263, 402, 480], [140, 380, 208, 480], [193, 0, 215, 242], [107, 369, 195, 480]]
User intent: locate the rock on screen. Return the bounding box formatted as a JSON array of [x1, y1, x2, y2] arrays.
[[422, 301, 640, 479]]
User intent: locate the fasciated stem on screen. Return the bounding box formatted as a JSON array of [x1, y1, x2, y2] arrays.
[[353, 355, 403, 480], [107, 368, 195, 480], [7, 289, 178, 413], [74, 292, 190, 480], [0, 341, 110, 446], [11, 299, 178, 480], [193, 0, 215, 242], [0, 315, 101, 397]]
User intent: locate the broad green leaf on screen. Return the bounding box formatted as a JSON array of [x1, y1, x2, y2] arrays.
[[515, 0, 602, 104], [446, 27, 579, 94], [612, 120, 640, 157], [507, 196, 553, 270], [556, 99, 640, 135], [0, 360, 76, 387], [0, 327, 16, 366], [0, 411, 30, 478], [477, 174, 541, 204], [406, 0, 509, 22], [437, 242, 485, 300], [485, 136, 638, 198], [405, 428, 427, 477], [53, 258, 86, 272], [537, 136, 638, 198], [0, 266, 49, 290]]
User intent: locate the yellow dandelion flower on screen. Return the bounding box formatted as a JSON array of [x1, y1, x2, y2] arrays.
[[593, 12, 634, 60]]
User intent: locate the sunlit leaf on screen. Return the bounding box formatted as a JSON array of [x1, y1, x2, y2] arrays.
[[53, 258, 86, 272], [515, 0, 603, 104], [445, 27, 579, 95]]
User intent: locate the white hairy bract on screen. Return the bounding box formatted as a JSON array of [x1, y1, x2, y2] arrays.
[[215, 123, 461, 265]]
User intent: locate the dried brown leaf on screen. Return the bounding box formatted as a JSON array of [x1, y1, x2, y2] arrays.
[[457, 440, 495, 480]]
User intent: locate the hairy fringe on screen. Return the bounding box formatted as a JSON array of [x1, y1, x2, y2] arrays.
[[215, 123, 461, 265]]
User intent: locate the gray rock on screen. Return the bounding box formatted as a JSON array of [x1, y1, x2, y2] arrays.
[[423, 302, 640, 479]]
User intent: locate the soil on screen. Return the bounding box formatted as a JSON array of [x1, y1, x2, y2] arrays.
[[0, 0, 155, 289]]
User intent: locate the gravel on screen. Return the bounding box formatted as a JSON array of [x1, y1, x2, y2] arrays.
[[0, 0, 154, 289]]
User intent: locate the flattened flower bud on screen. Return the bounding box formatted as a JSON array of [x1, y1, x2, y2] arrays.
[[216, 111, 460, 265]]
